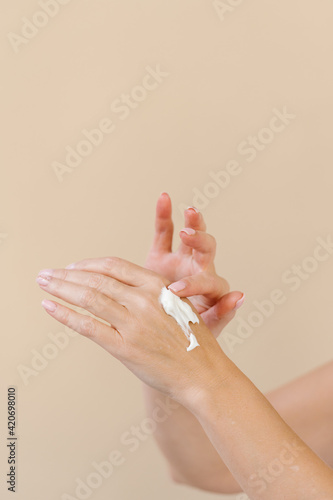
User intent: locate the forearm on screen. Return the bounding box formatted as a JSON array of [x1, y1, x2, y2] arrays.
[[192, 360, 333, 500], [142, 383, 241, 493], [144, 360, 333, 494], [266, 361, 333, 467]]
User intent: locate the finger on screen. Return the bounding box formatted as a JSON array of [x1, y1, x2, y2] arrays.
[[178, 230, 217, 268], [65, 256, 156, 287], [36, 274, 126, 328], [178, 207, 206, 255], [37, 268, 134, 305], [168, 271, 229, 299], [40, 299, 122, 355], [150, 192, 174, 253], [184, 206, 207, 232], [201, 292, 245, 337]]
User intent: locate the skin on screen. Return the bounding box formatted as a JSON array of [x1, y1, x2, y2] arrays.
[[36, 193, 333, 499], [144, 193, 333, 493]]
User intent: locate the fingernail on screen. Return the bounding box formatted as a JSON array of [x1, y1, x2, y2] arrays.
[[180, 228, 196, 236], [168, 281, 186, 292], [186, 206, 199, 214], [42, 299, 57, 312], [36, 275, 51, 286], [233, 294, 245, 310], [38, 268, 53, 277], [160, 192, 169, 197], [65, 263, 76, 269]]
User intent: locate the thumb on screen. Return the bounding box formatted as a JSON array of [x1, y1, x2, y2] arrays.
[[168, 271, 229, 300]]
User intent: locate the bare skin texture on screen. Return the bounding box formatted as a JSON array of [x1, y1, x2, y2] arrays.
[[36, 193, 333, 499], [143, 194, 333, 496]]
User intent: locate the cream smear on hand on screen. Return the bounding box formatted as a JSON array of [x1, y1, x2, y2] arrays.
[[159, 287, 200, 352]]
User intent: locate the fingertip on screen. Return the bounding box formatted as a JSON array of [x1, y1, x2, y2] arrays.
[[186, 206, 199, 214], [42, 299, 57, 313], [233, 293, 245, 311], [212, 292, 244, 318], [158, 192, 171, 207], [184, 206, 206, 232], [156, 192, 172, 217], [168, 281, 186, 293], [179, 228, 196, 236]]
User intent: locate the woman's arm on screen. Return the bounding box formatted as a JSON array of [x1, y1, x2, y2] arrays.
[[142, 193, 333, 494], [36, 257, 333, 499], [267, 360, 333, 469], [143, 193, 245, 493], [143, 362, 333, 494], [192, 360, 333, 500], [144, 362, 333, 493], [142, 385, 241, 493]]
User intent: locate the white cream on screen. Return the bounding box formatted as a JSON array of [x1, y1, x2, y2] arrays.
[[159, 287, 200, 352]]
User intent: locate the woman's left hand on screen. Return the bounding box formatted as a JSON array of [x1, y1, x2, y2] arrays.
[[36, 257, 228, 409]]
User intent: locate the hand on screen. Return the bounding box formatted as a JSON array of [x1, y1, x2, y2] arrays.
[[36, 257, 228, 409], [145, 193, 244, 336]]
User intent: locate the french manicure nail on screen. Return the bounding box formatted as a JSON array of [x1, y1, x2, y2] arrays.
[[234, 294, 245, 310], [65, 263, 76, 269], [38, 268, 53, 277], [180, 228, 196, 236], [36, 275, 51, 286], [42, 299, 57, 312], [168, 281, 186, 292], [186, 206, 199, 214]]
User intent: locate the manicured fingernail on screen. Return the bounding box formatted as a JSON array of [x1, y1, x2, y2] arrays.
[[36, 275, 51, 286], [65, 263, 76, 269], [186, 206, 199, 214], [168, 281, 186, 292], [234, 294, 245, 310], [42, 299, 57, 312], [38, 268, 53, 277], [180, 228, 196, 236]]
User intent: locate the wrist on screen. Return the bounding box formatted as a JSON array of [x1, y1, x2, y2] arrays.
[[182, 351, 239, 417]]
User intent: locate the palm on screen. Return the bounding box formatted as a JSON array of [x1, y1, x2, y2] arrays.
[[145, 250, 210, 313], [144, 194, 242, 338], [146, 249, 198, 283]]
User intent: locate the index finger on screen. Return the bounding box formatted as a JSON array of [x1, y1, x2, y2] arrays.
[[66, 256, 157, 287], [184, 206, 207, 232], [178, 207, 207, 256]]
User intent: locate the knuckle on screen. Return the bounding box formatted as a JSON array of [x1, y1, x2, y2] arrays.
[[60, 307, 70, 325], [80, 287, 97, 308], [183, 276, 193, 287], [209, 235, 217, 250], [88, 272, 104, 290], [109, 279, 122, 293], [58, 269, 69, 280], [135, 293, 157, 316], [103, 256, 119, 271], [206, 271, 217, 284], [200, 270, 217, 290], [136, 293, 150, 310], [80, 317, 96, 337]]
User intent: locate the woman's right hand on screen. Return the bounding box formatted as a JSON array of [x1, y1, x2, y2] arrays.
[[145, 193, 245, 337]]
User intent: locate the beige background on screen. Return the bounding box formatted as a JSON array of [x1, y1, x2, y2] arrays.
[[1, 1, 333, 499]]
